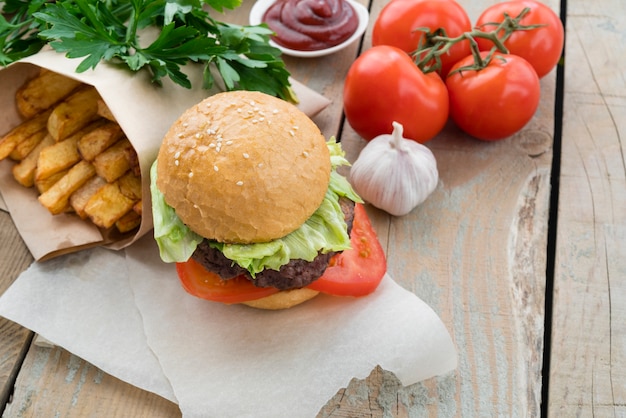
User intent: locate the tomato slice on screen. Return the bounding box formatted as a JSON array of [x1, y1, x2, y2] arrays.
[[307, 203, 386, 297], [176, 258, 279, 304]]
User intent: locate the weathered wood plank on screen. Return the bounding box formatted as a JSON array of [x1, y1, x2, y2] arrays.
[[548, 0, 626, 414], [0, 211, 34, 412], [336, 0, 559, 415], [3, 343, 181, 418]]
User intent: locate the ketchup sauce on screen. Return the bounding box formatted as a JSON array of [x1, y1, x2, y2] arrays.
[[262, 0, 359, 51]]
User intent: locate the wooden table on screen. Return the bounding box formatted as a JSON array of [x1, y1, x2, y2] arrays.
[[1, 0, 624, 416]]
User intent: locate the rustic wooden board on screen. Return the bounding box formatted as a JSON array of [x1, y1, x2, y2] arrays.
[[1, 0, 562, 416], [2, 343, 180, 418], [0, 211, 34, 412], [332, 0, 558, 415], [548, 0, 626, 415]]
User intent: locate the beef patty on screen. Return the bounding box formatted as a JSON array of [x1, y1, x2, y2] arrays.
[[191, 197, 356, 290]]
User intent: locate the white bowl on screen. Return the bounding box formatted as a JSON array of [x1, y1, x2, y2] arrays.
[[249, 0, 369, 58]]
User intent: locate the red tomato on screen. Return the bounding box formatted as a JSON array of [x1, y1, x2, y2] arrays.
[[446, 52, 540, 141], [308, 203, 386, 297], [176, 259, 279, 304], [475, 0, 564, 78], [343, 45, 449, 143], [372, 0, 472, 77]]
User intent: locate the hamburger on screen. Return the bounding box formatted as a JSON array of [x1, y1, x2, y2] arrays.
[[150, 90, 385, 309]]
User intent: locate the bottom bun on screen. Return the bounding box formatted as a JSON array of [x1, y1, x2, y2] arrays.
[[241, 288, 320, 310]]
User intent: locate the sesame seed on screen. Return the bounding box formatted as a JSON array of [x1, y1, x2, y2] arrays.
[[289, 130, 295, 136], [209, 143, 216, 148], [259, 117, 265, 122], [243, 153, 249, 159], [303, 151, 309, 157], [195, 133, 203, 139], [258, 163, 264, 168], [174, 160, 179, 166], [226, 140, 233, 145], [272, 109, 279, 114], [182, 122, 189, 127], [237, 108, 242, 113], [236, 181, 244, 186], [188, 172, 194, 178], [293, 126, 299, 130], [249, 100, 256, 106], [252, 119, 258, 124], [214, 165, 219, 172], [174, 151, 181, 159], [177, 132, 184, 138]]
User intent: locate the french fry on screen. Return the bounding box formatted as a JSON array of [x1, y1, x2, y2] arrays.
[[84, 180, 136, 229], [77, 121, 124, 161], [38, 160, 96, 215], [133, 199, 142, 216], [93, 138, 133, 182], [117, 171, 142, 201], [35, 120, 106, 182], [47, 86, 101, 141], [6, 76, 144, 236], [35, 169, 69, 194], [16, 71, 82, 118], [126, 144, 141, 177], [115, 210, 141, 233], [69, 175, 107, 219], [97, 99, 117, 122], [0, 109, 52, 160], [9, 129, 48, 161], [12, 134, 55, 187]]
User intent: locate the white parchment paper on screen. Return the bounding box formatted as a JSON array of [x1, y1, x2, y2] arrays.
[[0, 233, 457, 417]]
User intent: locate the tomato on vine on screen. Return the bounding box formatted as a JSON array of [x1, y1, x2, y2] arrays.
[[343, 45, 449, 143], [475, 0, 564, 78], [372, 0, 472, 77], [446, 52, 541, 141]]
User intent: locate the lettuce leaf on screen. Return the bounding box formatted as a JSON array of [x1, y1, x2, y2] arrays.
[[150, 162, 204, 263], [150, 138, 362, 274]]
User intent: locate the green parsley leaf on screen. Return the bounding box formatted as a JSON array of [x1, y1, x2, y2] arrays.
[[2, 0, 291, 99]]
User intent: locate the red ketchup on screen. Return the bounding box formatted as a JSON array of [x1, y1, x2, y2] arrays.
[[262, 0, 359, 51]]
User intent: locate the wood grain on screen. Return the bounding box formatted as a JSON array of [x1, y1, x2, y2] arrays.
[[0, 211, 34, 412], [336, 0, 558, 415], [3, 344, 180, 418], [548, 0, 626, 415]]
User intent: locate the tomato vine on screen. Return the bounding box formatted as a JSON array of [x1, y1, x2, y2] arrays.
[[412, 7, 542, 75]]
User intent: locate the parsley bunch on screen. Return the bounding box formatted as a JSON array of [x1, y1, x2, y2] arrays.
[[1, 0, 293, 100], [0, 0, 48, 65]]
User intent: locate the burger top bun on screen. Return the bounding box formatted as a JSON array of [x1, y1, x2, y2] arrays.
[[157, 91, 331, 244], [241, 288, 320, 310]]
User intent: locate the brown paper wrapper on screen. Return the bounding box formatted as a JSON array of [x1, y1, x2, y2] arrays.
[[0, 49, 330, 260]]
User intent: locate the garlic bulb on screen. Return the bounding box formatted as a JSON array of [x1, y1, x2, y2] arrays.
[[349, 121, 438, 216]]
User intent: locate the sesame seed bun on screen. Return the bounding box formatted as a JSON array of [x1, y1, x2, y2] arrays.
[[241, 288, 320, 310], [156, 91, 331, 243]]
